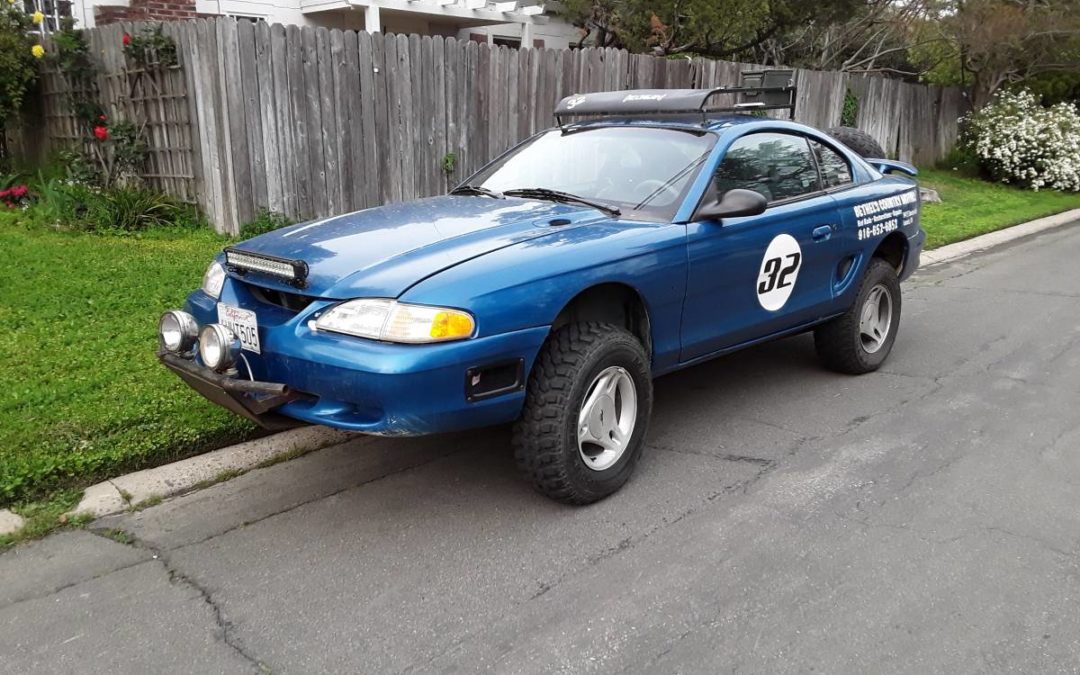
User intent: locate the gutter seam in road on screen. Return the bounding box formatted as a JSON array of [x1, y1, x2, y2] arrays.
[[136, 444, 464, 556]]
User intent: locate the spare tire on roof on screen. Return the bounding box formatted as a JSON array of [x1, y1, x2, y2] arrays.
[[826, 126, 886, 159]]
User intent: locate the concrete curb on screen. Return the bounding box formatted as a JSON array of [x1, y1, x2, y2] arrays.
[[16, 206, 1076, 532], [66, 425, 354, 519], [922, 208, 1080, 267], [0, 509, 25, 536]]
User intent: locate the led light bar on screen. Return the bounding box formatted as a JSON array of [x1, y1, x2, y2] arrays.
[[224, 248, 309, 288]]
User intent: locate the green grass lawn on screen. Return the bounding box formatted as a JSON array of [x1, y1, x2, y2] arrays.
[[1, 167, 1077, 534], [918, 169, 1080, 249], [0, 216, 259, 510]]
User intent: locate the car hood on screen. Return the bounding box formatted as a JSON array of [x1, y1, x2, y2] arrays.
[[228, 196, 605, 299]]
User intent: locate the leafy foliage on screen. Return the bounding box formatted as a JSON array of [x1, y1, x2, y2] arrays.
[[0, 4, 37, 140], [962, 89, 1080, 191], [910, 0, 1080, 107], [559, 0, 860, 57], [48, 17, 95, 75], [123, 25, 179, 69], [81, 186, 197, 231], [841, 89, 859, 127], [240, 209, 293, 238], [558, 0, 1079, 107]]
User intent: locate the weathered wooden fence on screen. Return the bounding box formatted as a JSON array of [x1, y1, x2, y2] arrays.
[[36, 18, 968, 233], [40, 25, 195, 200]]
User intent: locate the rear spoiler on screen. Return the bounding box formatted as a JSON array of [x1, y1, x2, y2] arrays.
[[869, 159, 918, 177]]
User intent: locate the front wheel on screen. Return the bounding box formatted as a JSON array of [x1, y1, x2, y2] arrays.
[[814, 258, 902, 374], [513, 322, 653, 505]]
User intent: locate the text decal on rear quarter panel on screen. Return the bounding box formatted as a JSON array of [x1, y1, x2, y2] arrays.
[[757, 234, 802, 311], [854, 189, 918, 241]]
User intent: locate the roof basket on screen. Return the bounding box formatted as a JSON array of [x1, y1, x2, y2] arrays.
[[553, 69, 797, 127]]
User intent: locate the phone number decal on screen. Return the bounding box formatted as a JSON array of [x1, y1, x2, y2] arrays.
[[854, 190, 917, 241]]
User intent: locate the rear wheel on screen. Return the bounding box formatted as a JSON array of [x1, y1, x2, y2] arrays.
[[814, 258, 901, 374], [513, 322, 652, 505]]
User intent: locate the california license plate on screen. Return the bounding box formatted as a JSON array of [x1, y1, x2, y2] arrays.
[[217, 304, 261, 354]]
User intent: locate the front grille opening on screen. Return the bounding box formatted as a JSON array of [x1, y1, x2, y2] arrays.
[[248, 284, 316, 313]]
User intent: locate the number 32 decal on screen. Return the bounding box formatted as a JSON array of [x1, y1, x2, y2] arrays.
[[757, 234, 802, 311]]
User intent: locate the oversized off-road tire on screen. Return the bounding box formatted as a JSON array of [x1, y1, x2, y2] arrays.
[[814, 258, 901, 374], [513, 322, 653, 505], [826, 126, 886, 159]]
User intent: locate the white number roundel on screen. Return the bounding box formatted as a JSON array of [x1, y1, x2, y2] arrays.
[[756, 234, 803, 311]]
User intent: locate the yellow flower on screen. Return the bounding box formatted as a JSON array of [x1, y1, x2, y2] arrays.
[[32, 10, 44, 23], [6, 0, 15, 6], [31, 44, 45, 59]]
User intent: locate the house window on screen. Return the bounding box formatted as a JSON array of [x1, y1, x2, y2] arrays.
[[25, 0, 71, 31], [492, 36, 520, 49]]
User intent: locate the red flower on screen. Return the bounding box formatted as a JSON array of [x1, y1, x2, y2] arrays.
[[99, 114, 107, 122], [122, 32, 131, 45], [11, 185, 28, 198], [93, 126, 109, 141]]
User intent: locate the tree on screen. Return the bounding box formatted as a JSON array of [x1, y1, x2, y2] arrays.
[[912, 0, 1080, 107], [559, 0, 862, 58], [762, 0, 937, 76]]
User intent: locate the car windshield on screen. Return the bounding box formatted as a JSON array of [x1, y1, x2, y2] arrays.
[[470, 126, 717, 220]]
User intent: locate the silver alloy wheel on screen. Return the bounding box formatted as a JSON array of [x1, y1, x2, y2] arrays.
[[859, 283, 893, 354], [577, 365, 638, 472]]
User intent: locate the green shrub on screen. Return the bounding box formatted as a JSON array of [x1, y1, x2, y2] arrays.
[[936, 145, 981, 177], [77, 187, 194, 232], [0, 170, 207, 235], [962, 89, 1080, 191], [1, 171, 31, 190], [840, 89, 859, 128], [240, 209, 293, 239]]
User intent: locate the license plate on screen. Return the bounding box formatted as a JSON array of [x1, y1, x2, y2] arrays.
[[217, 304, 261, 354]]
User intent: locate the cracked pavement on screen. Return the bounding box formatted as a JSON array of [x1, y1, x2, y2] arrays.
[[3, 223, 1080, 674]]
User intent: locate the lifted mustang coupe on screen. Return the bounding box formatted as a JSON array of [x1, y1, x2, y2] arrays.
[[159, 78, 924, 504]]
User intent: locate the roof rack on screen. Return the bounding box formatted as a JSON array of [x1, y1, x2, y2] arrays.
[[553, 69, 797, 128]]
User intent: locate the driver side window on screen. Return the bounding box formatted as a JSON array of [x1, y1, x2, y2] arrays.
[[713, 132, 821, 204]]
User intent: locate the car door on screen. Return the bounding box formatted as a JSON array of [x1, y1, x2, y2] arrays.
[[680, 131, 846, 361]]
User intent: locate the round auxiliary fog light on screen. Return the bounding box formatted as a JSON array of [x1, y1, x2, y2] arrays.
[[159, 310, 199, 354], [198, 324, 241, 372]]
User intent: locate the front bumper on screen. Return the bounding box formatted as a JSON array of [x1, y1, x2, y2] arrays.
[[158, 351, 306, 431], [172, 286, 550, 435]]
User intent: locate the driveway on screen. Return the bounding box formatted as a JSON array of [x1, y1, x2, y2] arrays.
[[3, 223, 1079, 674]]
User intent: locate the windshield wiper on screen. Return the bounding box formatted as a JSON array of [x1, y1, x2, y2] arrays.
[[450, 185, 504, 199], [503, 188, 621, 217]]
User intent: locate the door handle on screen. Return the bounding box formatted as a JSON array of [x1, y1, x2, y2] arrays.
[[812, 225, 834, 241]]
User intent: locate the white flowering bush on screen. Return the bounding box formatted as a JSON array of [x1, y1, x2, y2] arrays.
[[963, 89, 1080, 192]]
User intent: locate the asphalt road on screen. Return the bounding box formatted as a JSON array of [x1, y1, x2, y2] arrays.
[[4, 223, 1080, 675]]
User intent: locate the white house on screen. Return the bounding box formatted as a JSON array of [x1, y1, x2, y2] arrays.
[[65, 0, 581, 49]]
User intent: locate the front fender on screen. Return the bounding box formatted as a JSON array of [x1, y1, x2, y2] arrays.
[[399, 220, 688, 374]]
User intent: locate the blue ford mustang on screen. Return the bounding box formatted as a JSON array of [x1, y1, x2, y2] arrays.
[[158, 85, 924, 504]]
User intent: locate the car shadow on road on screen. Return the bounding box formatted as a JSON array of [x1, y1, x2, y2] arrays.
[[345, 332, 825, 508]]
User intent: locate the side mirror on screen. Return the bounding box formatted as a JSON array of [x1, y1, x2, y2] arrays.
[[694, 188, 768, 221]]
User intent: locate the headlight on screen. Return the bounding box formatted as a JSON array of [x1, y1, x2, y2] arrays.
[[313, 299, 476, 343], [199, 324, 241, 371], [158, 310, 199, 353], [202, 261, 226, 300]]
